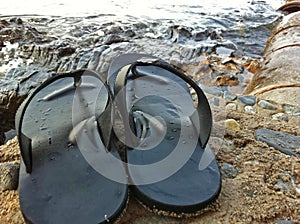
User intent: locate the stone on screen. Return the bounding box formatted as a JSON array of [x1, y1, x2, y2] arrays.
[[221, 162, 238, 178], [244, 105, 256, 114], [272, 113, 289, 122], [226, 103, 237, 111], [275, 221, 295, 224], [258, 100, 277, 110], [0, 161, 20, 191], [283, 104, 300, 117], [223, 91, 237, 101], [199, 84, 223, 97], [225, 119, 240, 131], [237, 95, 256, 106], [255, 128, 300, 157]]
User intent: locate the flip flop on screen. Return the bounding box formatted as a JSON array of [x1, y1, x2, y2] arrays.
[[108, 54, 221, 216], [16, 69, 128, 224]]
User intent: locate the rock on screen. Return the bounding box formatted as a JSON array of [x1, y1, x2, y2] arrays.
[[209, 97, 220, 106], [237, 95, 256, 106], [221, 162, 238, 178], [223, 91, 237, 101], [283, 104, 300, 117], [255, 128, 300, 157], [258, 100, 277, 110], [225, 119, 240, 131], [0, 161, 20, 191], [275, 179, 290, 191], [226, 103, 237, 111], [275, 220, 295, 224], [272, 113, 289, 122], [244, 106, 256, 114], [199, 84, 223, 97]]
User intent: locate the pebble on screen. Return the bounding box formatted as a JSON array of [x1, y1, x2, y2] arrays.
[[223, 91, 237, 101], [258, 100, 277, 110], [244, 105, 256, 114], [275, 220, 295, 224], [255, 128, 300, 157], [221, 162, 238, 178], [0, 161, 20, 191], [225, 119, 240, 131], [226, 103, 237, 111], [237, 95, 256, 106], [199, 84, 223, 97], [282, 104, 300, 117], [272, 113, 289, 122]]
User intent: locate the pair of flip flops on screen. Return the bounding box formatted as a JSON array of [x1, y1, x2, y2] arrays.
[[16, 54, 221, 223]]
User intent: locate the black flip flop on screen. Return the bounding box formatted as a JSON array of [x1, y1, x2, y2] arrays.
[[16, 69, 128, 223], [108, 54, 221, 217]]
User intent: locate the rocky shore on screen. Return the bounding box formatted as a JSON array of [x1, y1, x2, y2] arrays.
[[0, 1, 299, 224]]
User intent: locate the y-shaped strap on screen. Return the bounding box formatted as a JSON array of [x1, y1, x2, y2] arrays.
[[112, 57, 212, 149], [16, 69, 113, 173]]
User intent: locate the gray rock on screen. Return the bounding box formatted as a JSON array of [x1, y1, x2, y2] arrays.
[[244, 105, 256, 114], [275, 179, 291, 191], [255, 128, 300, 157], [258, 100, 277, 110], [199, 84, 223, 97], [226, 103, 237, 111], [0, 161, 20, 191], [221, 162, 238, 178], [272, 113, 289, 122], [237, 95, 256, 106], [283, 104, 300, 117], [223, 91, 237, 101], [275, 220, 295, 224]]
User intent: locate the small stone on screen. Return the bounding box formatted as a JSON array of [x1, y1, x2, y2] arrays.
[[272, 113, 289, 122], [0, 161, 20, 191], [199, 84, 223, 97], [275, 179, 291, 191], [275, 221, 295, 224], [258, 100, 277, 110], [244, 105, 256, 114], [255, 128, 300, 157], [225, 119, 240, 131], [209, 97, 219, 106], [226, 103, 237, 111], [282, 104, 300, 117], [223, 91, 237, 101], [221, 162, 238, 178], [238, 95, 256, 106]]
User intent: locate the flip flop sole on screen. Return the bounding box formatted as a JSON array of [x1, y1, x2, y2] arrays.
[[109, 55, 221, 216], [17, 71, 128, 224]]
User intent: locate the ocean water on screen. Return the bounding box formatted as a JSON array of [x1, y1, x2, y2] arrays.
[[0, 0, 284, 57]]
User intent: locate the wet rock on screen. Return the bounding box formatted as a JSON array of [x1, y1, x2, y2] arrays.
[[272, 113, 289, 122], [221, 162, 238, 178], [244, 106, 256, 114], [226, 103, 237, 111], [223, 91, 237, 101], [237, 95, 256, 106], [0, 161, 20, 191], [255, 128, 300, 157], [258, 100, 277, 110], [103, 34, 126, 45], [57, 46, 76, 57], [225, 119, 240, 131]]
